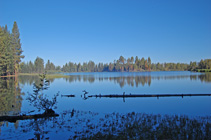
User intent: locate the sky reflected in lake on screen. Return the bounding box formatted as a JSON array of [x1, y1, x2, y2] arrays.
[[17, 71, 211, 116]]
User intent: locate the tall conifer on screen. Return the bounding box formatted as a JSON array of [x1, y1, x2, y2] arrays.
[[0, 26, 14, 76], [12, 21, 24, 75]]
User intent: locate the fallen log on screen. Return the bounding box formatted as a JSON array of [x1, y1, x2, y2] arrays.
[[88, 93, 211, 98], [0, 113, 59, 123], [61, 94, 75, 97]]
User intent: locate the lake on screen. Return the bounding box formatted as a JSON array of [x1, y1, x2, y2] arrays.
[[0, 71, 211, 139], [19, 71, 211, 116]]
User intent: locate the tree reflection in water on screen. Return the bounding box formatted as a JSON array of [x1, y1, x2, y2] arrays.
[[0, 77, 24, 134], [17, 73, 211, 88], [0, 72, 211, 139]]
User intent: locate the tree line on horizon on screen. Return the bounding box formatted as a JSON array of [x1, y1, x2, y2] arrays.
[[20, 57, 61, 73], [0, 22, 24, 76], [19, 56, 211, 73]]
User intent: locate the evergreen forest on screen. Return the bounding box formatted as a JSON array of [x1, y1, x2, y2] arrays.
[[19, 56, 211, 73], [0, 22, 24, 76]]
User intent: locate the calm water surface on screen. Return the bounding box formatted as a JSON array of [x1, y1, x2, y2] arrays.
[[18, 71, 211, 116], [0, 71, 211, 139]]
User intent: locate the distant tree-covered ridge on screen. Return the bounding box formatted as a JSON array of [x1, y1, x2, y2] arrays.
[[0, 22, 24, 76], [19, 56, 211, 73]]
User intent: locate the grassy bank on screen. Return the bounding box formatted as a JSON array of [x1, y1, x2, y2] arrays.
[[196, 69, 211, 72], [0, 75, 16, 78], [46, 74, 69, 78], [19, 73, 69, 78], [19, 73, 40, 76]]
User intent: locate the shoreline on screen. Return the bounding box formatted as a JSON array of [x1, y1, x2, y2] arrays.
[[1, 70, 210, 78]]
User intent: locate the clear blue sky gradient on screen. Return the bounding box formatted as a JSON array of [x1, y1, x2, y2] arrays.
[[1, 0, 211, 66]]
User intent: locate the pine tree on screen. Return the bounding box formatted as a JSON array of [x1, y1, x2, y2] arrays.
[[148, 57, 151, 71], [45, 60, 51, 71], [0, 25, 14, 76], [34, 57, 44, 73], [140, 57, 145, 69], [12, 21, 24, 76], [144, 60, 148, 70], [0, 26, 6, 75], [29, 61, 34, 73]]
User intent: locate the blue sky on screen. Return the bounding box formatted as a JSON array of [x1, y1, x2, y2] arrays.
[[1, 0, 210, 66]]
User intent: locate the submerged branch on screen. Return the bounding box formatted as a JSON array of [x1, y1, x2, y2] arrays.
[[0, 110, 59, 123], [88, 93, 211, 98]]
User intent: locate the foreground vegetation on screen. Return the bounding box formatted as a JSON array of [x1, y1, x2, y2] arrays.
[[79, 112, 211, 140], [1, 110, 210, 139]]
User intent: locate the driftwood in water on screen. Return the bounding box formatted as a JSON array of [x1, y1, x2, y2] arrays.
[[88, 93, 211, 98], [0, 110, 59, 123], [61, 94, 75, 97]]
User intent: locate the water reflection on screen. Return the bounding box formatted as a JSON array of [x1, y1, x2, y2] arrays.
[[0, 77, 24, 116], [0, 77, 25, 133], [1, 72, 210, 116], [198, 73, 211, 83], [18, 75, 55, 86], [0, 72, 211, 138], [66, 73, 211, 87], [18, 73, 211, 88]]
